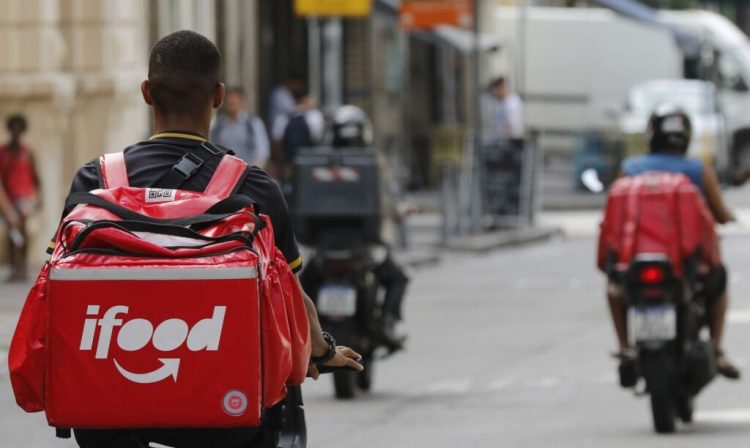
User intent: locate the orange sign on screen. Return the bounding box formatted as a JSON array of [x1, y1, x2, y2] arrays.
[[399, 0, 473, 30]]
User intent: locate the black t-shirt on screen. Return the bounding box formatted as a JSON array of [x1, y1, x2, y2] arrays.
[[66, 132, 302, 272]]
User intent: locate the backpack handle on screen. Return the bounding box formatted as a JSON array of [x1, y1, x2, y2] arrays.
[[64, 192, 260, 228], [99, 152, 130, 188], [67, 218, 263, 253]]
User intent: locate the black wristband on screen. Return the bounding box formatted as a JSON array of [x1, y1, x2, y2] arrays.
[[310, 332, 336, 365]]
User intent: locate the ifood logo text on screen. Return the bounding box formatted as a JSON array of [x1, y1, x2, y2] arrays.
[[80, 305, 226, 383]]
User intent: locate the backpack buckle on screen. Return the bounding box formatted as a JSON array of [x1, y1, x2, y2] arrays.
[[172, 153, 205, 179]]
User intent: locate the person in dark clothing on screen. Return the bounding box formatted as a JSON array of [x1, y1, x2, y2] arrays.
[[271, 88, 324, 182], [67, 30, 362, 448]]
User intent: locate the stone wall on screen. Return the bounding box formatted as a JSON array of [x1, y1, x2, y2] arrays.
[[0, 0, 149, 266]]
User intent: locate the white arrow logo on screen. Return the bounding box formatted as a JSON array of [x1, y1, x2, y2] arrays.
[[114, 358, 180, 384]]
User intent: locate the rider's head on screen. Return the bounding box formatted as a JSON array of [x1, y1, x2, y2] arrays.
[[647, 104, 692, 156], [331, 105, 373, 148], [141, 30, 224, 128]]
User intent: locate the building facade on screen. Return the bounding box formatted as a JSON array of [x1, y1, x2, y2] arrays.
[[1, 0, 466, 264], [0, 0, 149, 262]]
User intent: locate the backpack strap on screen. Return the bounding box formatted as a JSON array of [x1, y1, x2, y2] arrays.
[[98, 152, 129, 189], [156, 141, 225, 189], [204, 154, 250, 199]]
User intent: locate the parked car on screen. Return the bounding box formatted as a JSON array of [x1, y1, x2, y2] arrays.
[[619, 80, 729, 180]]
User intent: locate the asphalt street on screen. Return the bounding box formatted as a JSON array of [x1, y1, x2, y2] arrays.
[[4, 226, 750, 447]]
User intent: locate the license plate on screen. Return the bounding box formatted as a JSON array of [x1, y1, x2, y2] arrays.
[[628, 305, 677, 343], [317, 285, 357, 317]]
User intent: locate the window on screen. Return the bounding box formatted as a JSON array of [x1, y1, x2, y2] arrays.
[[718, 52, 748, 92]]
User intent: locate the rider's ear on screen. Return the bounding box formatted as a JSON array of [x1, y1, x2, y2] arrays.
[[213, 83, 225, 110], [141, 80, 153, 106]]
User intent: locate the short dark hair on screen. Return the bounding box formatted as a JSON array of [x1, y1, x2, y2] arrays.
[[6, 114, 27, 132], [148, 30, 221, 114], [285, 71, 306, 84], [489, 77, 506, 90], [292, 86, 310, 104]]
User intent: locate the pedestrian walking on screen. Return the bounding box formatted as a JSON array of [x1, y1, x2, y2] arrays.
[[271, 88, 324, 182], [210, 87, 270, 168], [0, 114, 40, 282]]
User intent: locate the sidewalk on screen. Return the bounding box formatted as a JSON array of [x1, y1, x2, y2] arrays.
[[398, 188, 560, 265]]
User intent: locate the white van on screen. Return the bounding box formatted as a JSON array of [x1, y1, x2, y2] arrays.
[[662, 10, 750, 174], [488, 6, 750, 178]]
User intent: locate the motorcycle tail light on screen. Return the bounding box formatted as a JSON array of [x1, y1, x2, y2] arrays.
[[324, 259, 352, 271], [640, 266, 666, 285]]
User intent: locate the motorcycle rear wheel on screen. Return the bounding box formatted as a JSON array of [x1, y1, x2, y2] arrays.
[[356, 355, 374, 391], [333, 371, 356, 399], [642, 352, 676, 434], [676, 393, 694, 424]]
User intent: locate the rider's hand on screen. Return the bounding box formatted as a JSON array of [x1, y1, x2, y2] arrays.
[[307, 346, 364, 380]]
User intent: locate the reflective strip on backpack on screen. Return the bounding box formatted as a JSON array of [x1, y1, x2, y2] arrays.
[[50, 267, 257, 281]]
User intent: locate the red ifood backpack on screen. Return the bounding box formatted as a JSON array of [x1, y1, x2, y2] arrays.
[[8, 149, 311, 430], [597, 172, 720, 277]]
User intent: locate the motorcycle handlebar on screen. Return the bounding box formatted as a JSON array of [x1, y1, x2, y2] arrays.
[[316, 365, 361, 374]]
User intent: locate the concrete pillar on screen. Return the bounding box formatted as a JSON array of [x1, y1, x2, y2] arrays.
[[223, 0, 242, 87], [240, 0, 260, 114]]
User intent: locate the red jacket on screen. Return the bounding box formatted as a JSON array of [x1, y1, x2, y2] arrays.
[[0, 144, 38, 201]]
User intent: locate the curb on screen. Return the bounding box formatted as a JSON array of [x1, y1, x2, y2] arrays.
[[393, 248, 442, 269], [440, 227, 560, 253]]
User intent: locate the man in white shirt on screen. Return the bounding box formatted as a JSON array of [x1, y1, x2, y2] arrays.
[[210, 87, 270, 167], [487, 77, 524, 143]]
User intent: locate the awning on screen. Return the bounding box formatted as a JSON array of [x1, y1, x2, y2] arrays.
[[375, 0, 499, 54], [594, 0, 700, 56], [433, 25, 501, 54]]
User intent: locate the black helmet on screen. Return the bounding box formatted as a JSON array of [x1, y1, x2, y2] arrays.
[[647, 104, 692, 154], [331, 105, 373, 148]]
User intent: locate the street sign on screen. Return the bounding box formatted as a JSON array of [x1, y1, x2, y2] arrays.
[[399, 0, 473, 30], [294, 0, 372, 17]]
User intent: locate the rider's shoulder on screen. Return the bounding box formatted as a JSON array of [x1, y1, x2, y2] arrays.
[[235, 165, 286, 205]]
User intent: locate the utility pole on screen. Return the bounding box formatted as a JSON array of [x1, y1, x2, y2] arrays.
[[470, 0, 483, 234], [308, 17, 322, 105], [322, 18, 344, 114]]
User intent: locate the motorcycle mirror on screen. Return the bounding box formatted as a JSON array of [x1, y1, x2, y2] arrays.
[[581, 168, 605, 193]]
